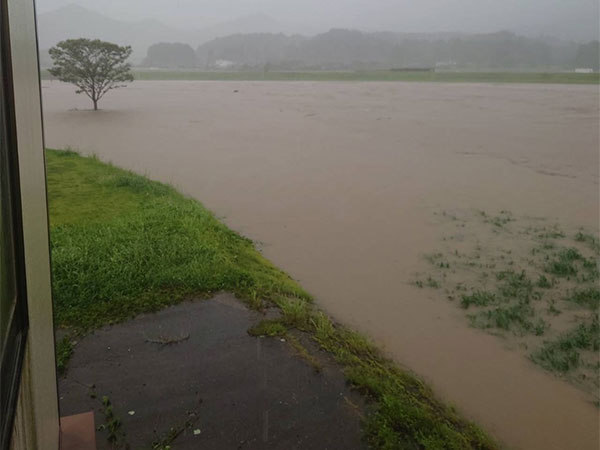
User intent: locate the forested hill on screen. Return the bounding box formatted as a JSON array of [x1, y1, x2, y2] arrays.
[[191, 29, 597, 71]]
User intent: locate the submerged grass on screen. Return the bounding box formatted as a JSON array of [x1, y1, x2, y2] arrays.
[[575, 231, 600, 254], [419, 209, 599, 394], [531, 317, 600, 372], [461, 270, 544, 333], [565, 287, 600, 310], [544, 247, 598, 280], [47, 149, 497, 449]]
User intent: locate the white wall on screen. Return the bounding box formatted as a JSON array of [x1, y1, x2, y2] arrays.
[[8, 0, 59, 447]]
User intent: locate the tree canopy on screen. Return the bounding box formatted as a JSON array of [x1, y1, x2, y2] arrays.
[[49, 38, 134, 110]]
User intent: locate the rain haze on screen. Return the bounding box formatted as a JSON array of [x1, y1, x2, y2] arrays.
[[38, 0, 599, 40], [39, 1, 599, 450]]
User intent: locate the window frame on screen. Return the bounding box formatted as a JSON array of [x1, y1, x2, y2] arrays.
[[0, 0, 29, 447]]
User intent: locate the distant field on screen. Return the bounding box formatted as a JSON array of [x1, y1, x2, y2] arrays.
[[128, 70, 600, 84], [40, 69, 600, 84]]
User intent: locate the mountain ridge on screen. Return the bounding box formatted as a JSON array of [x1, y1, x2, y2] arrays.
[[37, 4, 293, 62], [38, 4, 598, 71]]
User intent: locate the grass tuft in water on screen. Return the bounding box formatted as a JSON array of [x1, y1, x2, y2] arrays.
[[470, 303, 536, 332], [485, 210, 514, 228], [460, 291, 497, 308], [574, 231, 600, 254], [536, 275, 553, 288], [531, 318, 599, 372], [544, 248, 582, 277], [565, 287, 600, 310]]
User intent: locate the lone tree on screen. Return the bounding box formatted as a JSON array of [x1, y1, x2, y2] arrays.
[[49, 38, 134, 110]]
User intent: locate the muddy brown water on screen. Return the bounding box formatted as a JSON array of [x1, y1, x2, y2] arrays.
[[42, 80, 599, 450]]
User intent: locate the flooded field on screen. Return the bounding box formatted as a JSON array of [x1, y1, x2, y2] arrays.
[[42, 80, 599, 449]]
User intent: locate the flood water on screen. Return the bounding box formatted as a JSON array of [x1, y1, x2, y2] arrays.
[[42, 80, 599, 450]]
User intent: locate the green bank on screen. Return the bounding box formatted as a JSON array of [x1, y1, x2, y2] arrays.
[[47, 149, 497, 449]]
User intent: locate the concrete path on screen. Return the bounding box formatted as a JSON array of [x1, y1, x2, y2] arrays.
[[59, 294, 368, 450]]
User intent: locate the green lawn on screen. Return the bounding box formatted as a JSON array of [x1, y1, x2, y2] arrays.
[[47, 149, 308, 331], [47, 149, 497, 449]]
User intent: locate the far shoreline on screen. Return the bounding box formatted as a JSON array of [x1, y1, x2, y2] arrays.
[[40, 68, 600, 84]]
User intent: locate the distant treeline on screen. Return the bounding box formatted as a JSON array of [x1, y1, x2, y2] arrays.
[[140, 30, 599, 71]]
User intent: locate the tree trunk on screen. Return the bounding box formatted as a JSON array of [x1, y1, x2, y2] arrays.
[[93, 98, 98, 110]]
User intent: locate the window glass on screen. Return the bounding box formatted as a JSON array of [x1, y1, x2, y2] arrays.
[[0, 80, 17, 352], [0, 15, 27, 449]]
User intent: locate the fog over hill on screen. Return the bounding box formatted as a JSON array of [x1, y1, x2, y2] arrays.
[[37, 0, 599, 42], [37, 5, 183, 62], [193, 30, 594, 71], [37, 5, 300, 63], [37, 3, 599, 70]]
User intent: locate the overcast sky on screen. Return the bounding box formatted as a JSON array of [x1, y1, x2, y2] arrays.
[[37, 0, 599, 41]]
